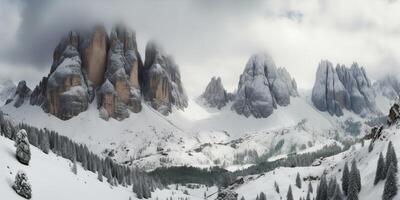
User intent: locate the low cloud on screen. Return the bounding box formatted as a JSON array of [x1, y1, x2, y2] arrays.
[[0, 0, 399, 95]]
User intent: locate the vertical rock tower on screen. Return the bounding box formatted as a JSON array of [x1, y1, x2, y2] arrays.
[[29, 24, 187, 120]]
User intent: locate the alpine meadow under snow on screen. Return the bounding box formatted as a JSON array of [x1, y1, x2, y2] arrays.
[[1, 1, 400, 200]]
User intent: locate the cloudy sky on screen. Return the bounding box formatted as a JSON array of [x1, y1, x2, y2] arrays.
[[1, 0, 400, 96]]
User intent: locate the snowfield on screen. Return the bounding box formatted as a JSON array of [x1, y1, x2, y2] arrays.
[[0, 90, 388, 170], [0, 135, 209, 200], [222, 122, 400, 200]]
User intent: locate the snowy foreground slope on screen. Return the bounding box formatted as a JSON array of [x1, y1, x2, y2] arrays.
[[0, 135, 210, 200], [1, 90, 390, 170], [220, 119, 400, 200]]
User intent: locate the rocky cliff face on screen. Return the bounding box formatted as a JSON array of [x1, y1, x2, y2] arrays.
[[311, 60, 377, 117], [200, 76, 230, 109], [6, 81, 31, 108], [232, 53, 298, 118], [27, 24, 186, 120], [373, 75, 400, 100], [142, 41, 188, 115]]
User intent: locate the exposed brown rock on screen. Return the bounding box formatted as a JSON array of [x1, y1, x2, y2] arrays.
[[82, 25, 108, 87], [143, 40, 188, 115]]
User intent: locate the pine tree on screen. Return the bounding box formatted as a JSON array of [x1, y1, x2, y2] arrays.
[[72, 160, 78, 175], [240, 196, 245, 200], [296, 172, 302, 188], [98, 170, 103, 182], [316, 175, 327, 200], [306, 191, 311, 200], [259, 192, 266, 200], [327, 177, 337, 198], [287, 185, 294, 200], [308, 181, 313, 193], [368, 141, 374, 152], [342, 162, 350, 196], [275, 181, 280, 193], [348, 160, 359, 200], [15, 129, 31, 165], [383, 163, 398, 200], [386, 141, 398, 174], [12, 171, 32, 199], [375, 152, 386, 185], [332, 184, 344, 200]]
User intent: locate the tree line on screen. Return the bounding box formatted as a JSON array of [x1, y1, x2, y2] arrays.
[[0, 111, 161, 199]]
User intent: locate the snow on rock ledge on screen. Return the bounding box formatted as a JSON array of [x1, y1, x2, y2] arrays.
[[232, 53, 298, 118]]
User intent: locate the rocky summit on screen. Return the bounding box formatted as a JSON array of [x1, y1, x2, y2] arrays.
[[232, 53, 298, 118], [200, 76, 231, 109], [311, 60, 377, 117], [24, 24, 187, 121], [142, 40, 188, 115]]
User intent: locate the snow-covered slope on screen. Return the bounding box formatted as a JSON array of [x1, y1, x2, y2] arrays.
[[1, 89, 384, 170], [0, 135, 212, 200], [220, 114, 400, 200]]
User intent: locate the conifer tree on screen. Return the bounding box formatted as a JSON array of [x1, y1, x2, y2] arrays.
[[332, 184, 344, 200], [316, 175, 327, 200], [386, 141, 398, 174], [287, 185, 294, 200], [12, 171, 32, 199], [342, 162, 350, 195], [383, 163, 398, 200], [296, 172, 302, 188], [275, 181, 280, 193], [348, 160, 360, 200], [327, 177, 337, 198], [308, 181, 313, 193], [72, 160, 78, 175], [259, 192, 266, 200], [306, 191, 311, 200], [15, 129, 31, 165], [375, 152, 386, 185]]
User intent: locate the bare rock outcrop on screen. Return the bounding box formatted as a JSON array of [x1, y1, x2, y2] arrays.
[[311, 60, 377, 117], [142, 40, 188, 115], [6, 81, 31, 108], [81, 25, 108, 87], [97, 25, 142, 120], [373, 75, 400, 100], [200, 77, 230, 109], [232, 53, 298, 118], [27, 24, 187, 120]]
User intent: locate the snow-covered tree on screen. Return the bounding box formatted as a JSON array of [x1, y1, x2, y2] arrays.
[[98, 170, 103, 182], [375, 152, 386, 185], [332, 184, 344, 200], [348, 160, 360, 200], [296, 172, 302, 188], [368, 141, 374, 152], [72, 160, 78, 175], [274, 181, 280, 193], [308, 181, 313, 193], [287, 185, 294, 200], [327, 177, 337, 198], [12, 171, 32, 199], [240, 196, 245, 200], [306, 191, 311, 200], [386, 142, 398, 174], [342, 162, 349, 196], [259, 192, 266, 200], [383, 163, 398, 200], [15, 129, 31, 165], [316, 175, 327, 200]]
